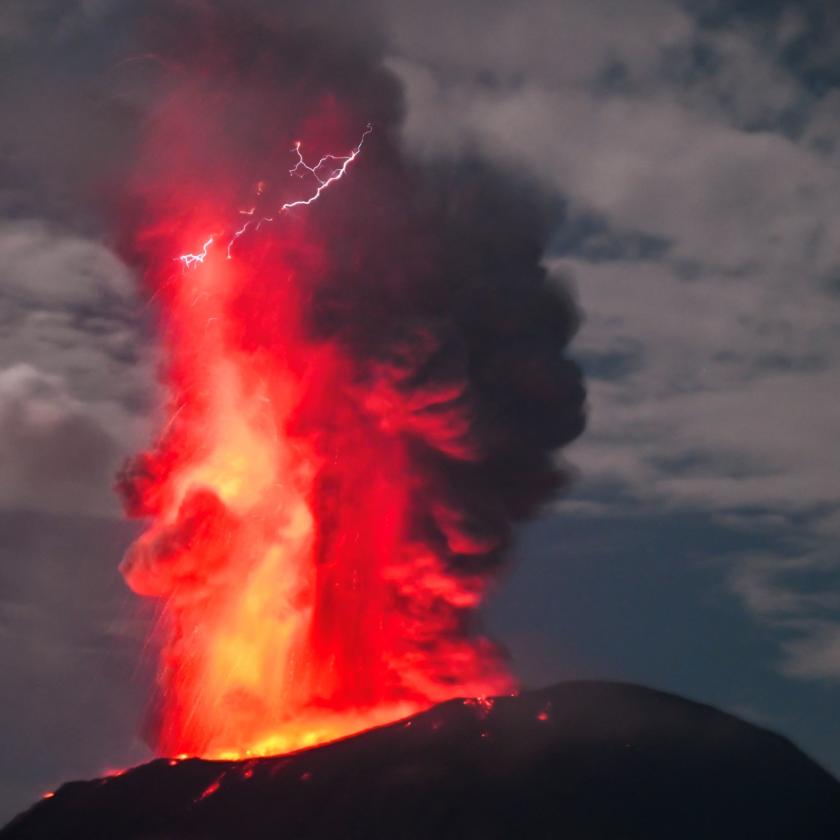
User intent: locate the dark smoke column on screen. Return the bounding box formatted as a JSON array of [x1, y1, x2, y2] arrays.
[[114, 2, 586, 759]]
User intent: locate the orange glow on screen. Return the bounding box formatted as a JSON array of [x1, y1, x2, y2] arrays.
[[120, 200, 511, 759], [115, 46, 515, 756]]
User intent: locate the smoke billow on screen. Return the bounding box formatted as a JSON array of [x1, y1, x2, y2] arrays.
[[107, 0, 585, 756]]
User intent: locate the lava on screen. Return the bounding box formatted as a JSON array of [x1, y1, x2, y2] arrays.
[[196, 776, 224, 802]]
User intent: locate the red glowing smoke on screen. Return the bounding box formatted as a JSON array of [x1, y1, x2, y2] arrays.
[[115, 5, 584, 760]]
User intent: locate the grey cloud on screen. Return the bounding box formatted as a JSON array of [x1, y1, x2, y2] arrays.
[[0, 220, 135, 320], [552, 255, 840, 514], [780, 622, 840, 680], [378, 0, 840, 685], [380, 0, 692, 85], [383, 0, 840, 279], [726, 512, 840, 681], [0, 0, 122, 49], [0, 364, 119, 514], [730, 552, 840, 618], [0, 221, 157, 515], [571, 273, 840, 673], [0, 3, 162, 519], [393, 57, 840, 273]]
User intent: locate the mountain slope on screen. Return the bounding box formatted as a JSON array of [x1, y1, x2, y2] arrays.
[[4, 681, 839, 839]]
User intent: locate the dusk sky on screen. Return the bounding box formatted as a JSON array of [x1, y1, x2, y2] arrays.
[[2, 0, 840, 824]]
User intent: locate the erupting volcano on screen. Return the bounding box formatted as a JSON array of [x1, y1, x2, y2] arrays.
[[112, 5, 585, 762]]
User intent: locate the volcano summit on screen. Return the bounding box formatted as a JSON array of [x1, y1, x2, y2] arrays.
[[4, 681, 840, 840]]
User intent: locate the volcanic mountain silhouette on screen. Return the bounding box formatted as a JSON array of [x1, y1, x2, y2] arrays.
[[4, 681, 839, 839]]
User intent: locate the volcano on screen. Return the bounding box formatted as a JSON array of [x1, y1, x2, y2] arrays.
[[4, 681, 839, 839]]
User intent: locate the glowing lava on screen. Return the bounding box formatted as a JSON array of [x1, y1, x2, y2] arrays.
[[119, 124, 512, 760]]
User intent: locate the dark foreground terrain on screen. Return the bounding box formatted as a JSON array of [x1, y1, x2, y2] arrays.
[[4, 681, 839, 839]]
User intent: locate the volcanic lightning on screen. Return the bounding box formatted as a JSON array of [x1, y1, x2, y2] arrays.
[[178, 124, 372, 269]]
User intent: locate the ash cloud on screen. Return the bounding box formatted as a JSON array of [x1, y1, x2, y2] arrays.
[[107, 0, 585, 712], [115, 1, 584, 584]]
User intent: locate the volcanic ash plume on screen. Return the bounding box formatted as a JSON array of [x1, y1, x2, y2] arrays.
[[115, 3, 585, 759]]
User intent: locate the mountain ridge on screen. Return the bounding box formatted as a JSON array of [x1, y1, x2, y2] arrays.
[[4, 680, 839, 839]]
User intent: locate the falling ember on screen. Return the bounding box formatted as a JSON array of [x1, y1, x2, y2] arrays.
[[464, 697, 495, 719], [115, 7, 584, 764], [196, 776, 224, 802]]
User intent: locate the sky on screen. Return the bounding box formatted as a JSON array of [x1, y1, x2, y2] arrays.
[[2, 0, 840, 823]]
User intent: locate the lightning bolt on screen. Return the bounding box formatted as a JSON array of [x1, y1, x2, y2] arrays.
[[179, 236, 216, 269], [179, 123, 372, 268]]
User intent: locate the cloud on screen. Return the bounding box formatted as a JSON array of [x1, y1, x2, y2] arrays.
[[391, 48, 840, 274], [555, 255, 840, 515], [0, 364, 119, 514], [781, 623, 840, 680], [378, 1, 840, 681], [0, 0, 115, 44], [380, 0, 693, 86], [727, 537, 840, 681], [729, 552, 840, 618], [0, 220, 156, 515]]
